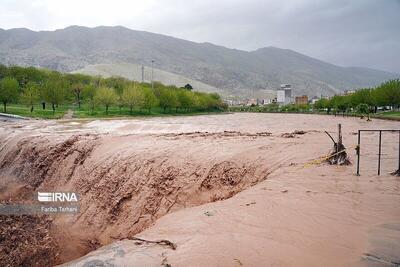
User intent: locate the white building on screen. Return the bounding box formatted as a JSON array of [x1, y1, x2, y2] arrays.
[[277, 90, 285, 103], [277, 84, 293, 104]]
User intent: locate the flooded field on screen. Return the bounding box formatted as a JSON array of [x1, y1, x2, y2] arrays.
[[0, 113, 399, 266]]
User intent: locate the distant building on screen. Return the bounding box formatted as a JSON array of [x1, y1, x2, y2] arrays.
[[277, 84, 294, 105], [277, 89, 285, 103], [245, 99, 257, 106], [295, 95, 308, 105], [223, 99, 244, 106], [344, 90, 356, 95], [224, 97, 276, 106], [309, 96, 319, 104], [223, 99, 234, 106], [281, 84, 292, 98], [257, 98, 272, 105]]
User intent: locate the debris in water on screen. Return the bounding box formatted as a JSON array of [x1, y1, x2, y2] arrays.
[[391, 169, 400, 176], [324, 124, 350, 165], [281, 130, 307, 138], [245, 201, 256, 206], [293, 130, 307, 135], [204, 211, 215, 216], [234, 258, 243, 266], [126, 236, 177, 250], [281, 133, 296, 138]]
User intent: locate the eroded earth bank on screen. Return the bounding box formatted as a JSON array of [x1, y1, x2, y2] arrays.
[[0, 113, 399, 266]]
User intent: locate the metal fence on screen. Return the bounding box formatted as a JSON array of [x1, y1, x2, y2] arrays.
[[356, 129, 400, 176]]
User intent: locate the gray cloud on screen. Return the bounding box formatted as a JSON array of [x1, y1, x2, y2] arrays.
[[1, 0, 399, 73]]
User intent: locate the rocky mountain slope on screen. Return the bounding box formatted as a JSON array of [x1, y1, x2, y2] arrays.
[[0, 26, 397, 97]]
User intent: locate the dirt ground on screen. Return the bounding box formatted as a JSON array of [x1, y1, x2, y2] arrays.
[[0, 113, 399, 266]]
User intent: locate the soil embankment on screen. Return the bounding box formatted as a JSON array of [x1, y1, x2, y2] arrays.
[[0, 113, 399, 266], [0, 116, 284, 266]]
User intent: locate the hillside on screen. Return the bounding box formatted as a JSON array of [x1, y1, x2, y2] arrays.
[[0, 26, 398, 97], [72, 63, 230, 97]]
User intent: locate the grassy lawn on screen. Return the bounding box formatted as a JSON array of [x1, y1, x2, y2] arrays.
[[2, 104, 68, 119], [2, 104, 223, 119], [373, 111, 400, 120], [74, 106, 216, 118]]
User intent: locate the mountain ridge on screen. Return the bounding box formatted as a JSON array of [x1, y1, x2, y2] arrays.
[[0, 25, 398, 97]]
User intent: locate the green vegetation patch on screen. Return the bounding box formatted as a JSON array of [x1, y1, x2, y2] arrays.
[[0, 65, 227, 119]]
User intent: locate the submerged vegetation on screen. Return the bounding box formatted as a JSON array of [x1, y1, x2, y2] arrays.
[[0, 65, 227, 118]]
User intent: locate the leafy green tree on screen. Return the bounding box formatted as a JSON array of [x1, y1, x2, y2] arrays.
[[0, 65, 226, 117], [158, 87, 178, 112], [0, 65, 9, 80], [331, 95, 349, 114], [379, 79, 400, 109], [0, 77, 19, 112], [42, 76, 66, 114], [350, 88, 372, 108], [370, 87, 385, 109], [314, 98, 333, 114], [122, 84, 144, 114], [95, 87, 117, 115], [177, 89, 193, 112], [183, 84, 193, 91], [314, 98, 326, 109], [104, 76, 128, 95], [64, 73, 92, 85], [23, 66, 46, 84], [8, 66, 30, 88], [206, 93, 223, 110], [194, 92, 208, 110], [356, 103, 369, 114], [21, 81, 40, 113], [71, 83, 84, 109], [83, 84, 97, 114], [141, 87, 158, 113]]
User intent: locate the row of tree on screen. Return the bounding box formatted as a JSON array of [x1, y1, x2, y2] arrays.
[[0, 65, 226, 114], [314, 79, 400, 114]]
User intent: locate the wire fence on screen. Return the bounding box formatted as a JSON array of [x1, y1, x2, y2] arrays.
[[356, 130, 400, 176]]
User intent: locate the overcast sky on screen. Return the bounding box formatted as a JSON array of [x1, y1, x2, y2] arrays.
[[1, 0, 399, 73]]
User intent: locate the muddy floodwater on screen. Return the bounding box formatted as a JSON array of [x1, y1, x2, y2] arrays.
[[0, 113, 399, 266]]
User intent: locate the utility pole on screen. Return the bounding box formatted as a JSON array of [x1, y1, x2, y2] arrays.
[[141, 65, 144, 83], [151, 59, 154, 90]]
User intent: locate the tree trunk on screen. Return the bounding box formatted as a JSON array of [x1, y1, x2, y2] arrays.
[[3, 102, 6, 113], [163, 106, 166, 113], [30, 105, 34, 113], [130, 106, 133, 115], [106, 105, 109, 115], [78, 94, 81, 109], [52, 103, 55, 114]]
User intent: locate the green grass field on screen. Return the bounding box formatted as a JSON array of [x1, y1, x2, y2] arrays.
[[3, 104, 68, 119], [2, 104, 223, 119], [373, 111, 400, 120]]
